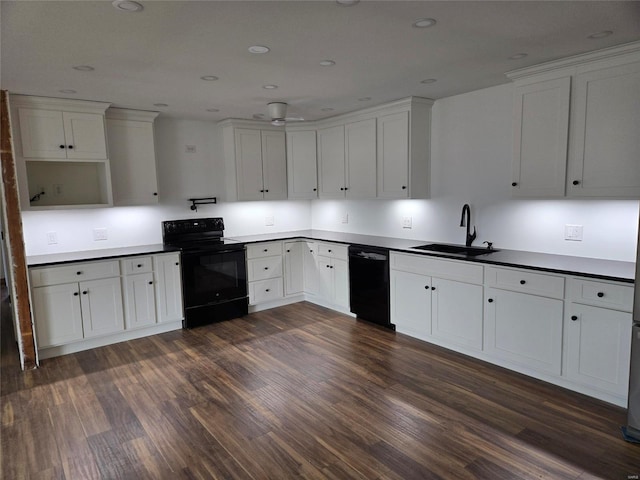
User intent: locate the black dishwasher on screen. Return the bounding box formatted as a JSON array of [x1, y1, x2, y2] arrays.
[[348, 245, 394, 330]]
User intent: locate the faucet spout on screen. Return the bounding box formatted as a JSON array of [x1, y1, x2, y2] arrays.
[[460, 204, 477, 247]]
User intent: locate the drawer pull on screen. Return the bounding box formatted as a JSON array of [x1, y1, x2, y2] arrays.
[[431, 286, 436, 291], [67, 145, 74, 149], [148, 281, 153, 285], [520, 280, 526, 285], [59, 144, 65, 149], [488, 298, 494, 303], [263, 249, 268, 252], [175, 262, 179, 266], [511, 182, 518, 187], [571, 315, 578, 321], [265, 288, 270, 292], [73, 292, 79, 296], [264, 267, 269, 270], [597, 292, 604, 298], [328, 249, 332, 253], [424, 285, 429, 290], [330, 265, 334, 269], [76, 271, 82, 275], [82, 290, 88, 295], [286, 249, 290, 253], [137, 264, 143, 268]]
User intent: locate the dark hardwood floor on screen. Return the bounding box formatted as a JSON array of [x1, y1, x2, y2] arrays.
[[2, 298, 639, 479]]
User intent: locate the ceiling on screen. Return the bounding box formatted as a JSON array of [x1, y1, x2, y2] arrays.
[[2, 1, 639, 123]]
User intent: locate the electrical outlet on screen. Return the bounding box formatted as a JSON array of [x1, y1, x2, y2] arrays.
[[93, 228, 108, 241], [265, 216, 275, 226], [341, 212, 349, 224], [402, 216, 412, 229], [53, 184, 63, 196], [185, 145, 197, 153], [46, 231, 57, 245], [564, 224, 583, 241]]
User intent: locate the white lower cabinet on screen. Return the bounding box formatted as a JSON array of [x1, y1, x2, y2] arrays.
[[30, 252, 184, 358], [563, 277, 634, 399], [432, 277, 483, 350], [484, 287, 563, 375], [316, 243, 349, 310], [247, 241, 284, 305], [302, 242, 319, 296], [390, 269, 431, 340], [284, 241, 305, 296]]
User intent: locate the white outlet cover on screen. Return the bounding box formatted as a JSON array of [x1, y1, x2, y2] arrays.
[[402, 216, 412, 229], [341, 213, 349, 224], [564, 224, 583, 241], [265, 216, 275, 226], [46, 231, 58, 245], [93, 228, 108, 241]]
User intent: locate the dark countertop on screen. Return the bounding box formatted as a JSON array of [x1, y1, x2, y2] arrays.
[[227, 229, 636, 283], [27, 244, 181, 267], [27, 230, 635, 283]]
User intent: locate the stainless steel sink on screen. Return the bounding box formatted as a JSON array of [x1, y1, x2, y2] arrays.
[[411, 243, 499, 256]]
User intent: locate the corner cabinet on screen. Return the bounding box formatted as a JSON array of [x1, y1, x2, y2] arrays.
[[10, 95, 114, 209], [507, 42, 640, 198], [221, 120, 287, 201], [106, 108, 160, 206]]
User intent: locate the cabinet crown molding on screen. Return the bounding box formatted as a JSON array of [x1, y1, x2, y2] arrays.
[[106, 108, 159, 121], [506, 40, 640, 81], [10, 94, 111, 114], [217, 118, 284, 131]]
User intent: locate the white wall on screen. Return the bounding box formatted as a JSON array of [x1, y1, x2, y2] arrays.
[[21, 118, 312, 255], [311, 84, 639, 262]]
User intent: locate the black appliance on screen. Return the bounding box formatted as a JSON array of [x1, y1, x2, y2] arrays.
[[348, 245, 394, 330], [162, 218, 248, 328]]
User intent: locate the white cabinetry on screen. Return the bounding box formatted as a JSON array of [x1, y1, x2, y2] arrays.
[[507, 43, 640, 198], [511, 77, 570, 197], [302, 241, 319, 296], [568, 61, 640, 197], [284, 241, 305, 296], [286, 130, 318, 199], [121, 256, 156, 329], [390, 253, 483, 350], [106, 108, 160, 206], [317, 125, 346, 198], [316, 243, 349, 310], [564, 278, 633, 399], [221, 121, 287, 201], [11, 95, 113, 209], [247, 242, 284, 305], [484, 267, 564, 375], [153, 253, 184, 324], [30, 260, 123, 348]]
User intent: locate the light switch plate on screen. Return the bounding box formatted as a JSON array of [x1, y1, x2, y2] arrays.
[[46, 231, 58, 245], [564, 224, 583, 241], [341, 213, 349, 224]]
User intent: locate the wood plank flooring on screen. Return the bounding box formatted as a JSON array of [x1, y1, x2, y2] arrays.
[[2, 297, 639, 479]]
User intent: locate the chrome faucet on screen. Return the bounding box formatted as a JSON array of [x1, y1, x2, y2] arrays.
[[460, 204, 476, 247]]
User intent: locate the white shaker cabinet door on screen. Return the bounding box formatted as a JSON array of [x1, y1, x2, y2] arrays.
[[317, 125, 346, 198], [569, 61, 640, 197], [511, 77, 570, 197], [564, 304, 632, 397], [154, 253, 184, 324], [32, 283, 84, 348], [302, 242, 319, 296], [377, 111, 409, 199], [18, 108, 68, 159], [261, 130, 287, 200], [390, 269, 431, 341], [123, 273, 157, 329], [234, 128, 265, 201], [62, 112, 108, 160], [79, 277, 125, 338], [286, 130, 318, 199], [284, 241, 305, 296], [332, 258, 350, 310], [345, 118, 376, 198]]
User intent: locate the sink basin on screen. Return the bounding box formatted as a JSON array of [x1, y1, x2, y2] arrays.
[[411, 243, 499, 256]]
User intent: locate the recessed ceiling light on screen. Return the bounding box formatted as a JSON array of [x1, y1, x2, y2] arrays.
[[508, 53, 528, 60], [248, 45, 270, 54], [336, 0, 359, 6], [320, 60, 336, 67], [59, 89, 77, 94], [321, 108, 334, 112], [420, 78, 437, 84], [588, 30, 613, 39], [73, 65, 95, 72], [153, 103, 168, 107], [200, 75, 219, 81], [262, 84, 278, 90], [358, 97, 371, 102], [206, 108, 220, 113], [413, 18, 437, 28], [112, 0, 143, 12]]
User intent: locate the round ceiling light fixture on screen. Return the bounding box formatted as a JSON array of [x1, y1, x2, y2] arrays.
[[153, 103, 168, 107], [358, 97, 371, 102], [112, 0, 143, 12], [72, 65, 95, 72], [319, 60, 336, 67], [200, 75, 219, 81], [59, 89, 77, 94], [413, 18, 437, 28], [336, 0, 360, 6], [508, 53, 528, 60], [420, 78, 437, 84], [248, 45, 270, 54], [206, 108, 220, 113], [321, 107, 334, 112], [588, 30, 613, 39], [262, 84, 278, 90]]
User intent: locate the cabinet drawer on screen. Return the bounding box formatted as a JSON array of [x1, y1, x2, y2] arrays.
[[246, 241, 283, 259], [484, 267, 564, 299], [249, 278, 284, 304], [248, 256, 283, 281], [31, 260, 120, 287], [569, 278, 633, 312], [121, 256, 153, 275], [317, 243, 348, 260], [391, 252, 483, 284]]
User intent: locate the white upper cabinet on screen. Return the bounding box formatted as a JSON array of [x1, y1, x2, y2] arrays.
[[344, 118, 377, 198], [511, 77, 570, 197], [286, 129, 318, 199], [221, 121, 287, 201], [507, 42, 640, 199], [106, 108, 159, 206], [568, 61, 640, 197], [317, 125, 346, 198], [18, 108, 107, 160]]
